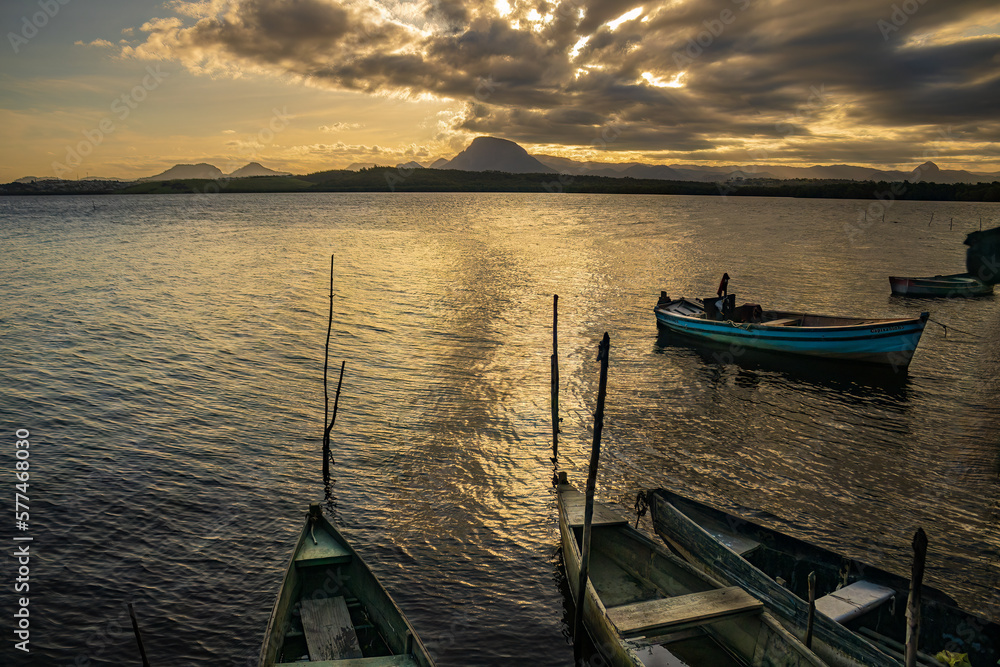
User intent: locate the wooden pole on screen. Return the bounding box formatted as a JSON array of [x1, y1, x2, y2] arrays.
[[551, 294, 560, 461], [323, 255, 335, 479], [805, 571, 816, 649], [323, 361, 345, 477], [573, 333, 611, 648], [905, 528, 928, 667], [127, 602, 151, 667], [928, 212, 934, 226]]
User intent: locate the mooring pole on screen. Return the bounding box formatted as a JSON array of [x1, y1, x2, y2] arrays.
[[805, 571, 817, 649], [551, 294, 560, 462], [573, 333, 611, 649], [324, 358, 346, 468], [323, 254, 335, 479], [905, 528, 928, 667], [127, 602, 151, 667]]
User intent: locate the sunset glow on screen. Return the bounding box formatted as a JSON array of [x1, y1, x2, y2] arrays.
[[1, 0, 999, 181]]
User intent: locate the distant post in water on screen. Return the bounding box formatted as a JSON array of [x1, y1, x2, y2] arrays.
[[573, 333, 611, 648], [551, 294, 560, 461], [905, 528, 928, 667]]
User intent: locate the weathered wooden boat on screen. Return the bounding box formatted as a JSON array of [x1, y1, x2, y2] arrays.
[[654, 292, 929, 367], [888, 273, 993, 297], [259, 504, 434, 667], [649, 489, 1000, 667], [557, 476, 830, 667], [965, 225, 1000, 285]]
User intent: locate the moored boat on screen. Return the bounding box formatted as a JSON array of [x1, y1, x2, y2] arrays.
[[648, 489, 1000, 667], [888, 273, 993, 297], [654, 290, 929, 368], [557, 475, 830, 667], [259, 504, 434, 666]]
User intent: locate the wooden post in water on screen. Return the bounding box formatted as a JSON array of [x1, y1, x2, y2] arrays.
[[128, 602, 151, 667], [928, 212, 934, 226], [573, 333, 611, 650], [805, 571, 817, 649], [323, 361, 345, 479], [905, 528, 928, 667], [323, 254, 335, 479], [551, 294, 560, 462]]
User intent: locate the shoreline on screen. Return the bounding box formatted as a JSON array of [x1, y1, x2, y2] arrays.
[[3, 167, 999, 202]]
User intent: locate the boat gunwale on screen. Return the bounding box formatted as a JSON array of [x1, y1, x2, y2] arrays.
[[654, 303, 927, 335]]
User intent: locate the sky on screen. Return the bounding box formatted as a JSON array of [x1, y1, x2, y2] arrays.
[[1, 0, 999, 182]]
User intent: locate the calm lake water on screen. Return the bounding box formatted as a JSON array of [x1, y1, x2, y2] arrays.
[[1, 192, 998, 666]]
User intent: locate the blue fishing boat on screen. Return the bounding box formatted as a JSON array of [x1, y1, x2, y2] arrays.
[[654, 280, 929, 367]]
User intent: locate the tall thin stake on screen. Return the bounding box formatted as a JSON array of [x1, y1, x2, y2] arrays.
[[323, 361, 347, 482], [805, 571, 817, 649], [128, 602, 151, 667], [323, 254, 335, 479], [551, 294, 560, 461], [905, 528, 928, 667], [573, 333, 611, 649]]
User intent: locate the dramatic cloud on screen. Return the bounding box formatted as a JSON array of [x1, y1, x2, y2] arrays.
[[118, 0, 1000, 166]]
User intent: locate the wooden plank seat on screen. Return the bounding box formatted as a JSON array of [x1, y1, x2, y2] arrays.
[[276, 657, 419, 667], [814, 580, 895, 623], [761, 318, 800, 326], [301, 596, 363, 660], [698, 523, 761, 557], [607, 586, 763, 637]]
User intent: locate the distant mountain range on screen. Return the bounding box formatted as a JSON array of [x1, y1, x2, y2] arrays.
[[418, 137, 998, 184], [142, 162, 291, 181]]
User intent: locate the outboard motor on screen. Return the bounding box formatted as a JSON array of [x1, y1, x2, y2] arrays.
[[704, 273, 735, 320], [703, 293, 736, 320]]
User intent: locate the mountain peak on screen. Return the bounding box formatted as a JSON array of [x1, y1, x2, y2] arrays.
[[229, 162, 291, 178], [438, 136, 557, 174], [143, 163, 224, 181]]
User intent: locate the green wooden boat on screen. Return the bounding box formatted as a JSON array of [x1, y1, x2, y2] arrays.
[[557, 476, 831, 667], [259, 504, 435, 666], [649, 489, 1000, 667]]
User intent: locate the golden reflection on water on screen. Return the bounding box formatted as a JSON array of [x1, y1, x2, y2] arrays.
[[4, 193, 998, 665]]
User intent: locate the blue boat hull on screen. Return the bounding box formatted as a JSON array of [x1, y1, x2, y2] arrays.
[[654, 301, 929, 368]]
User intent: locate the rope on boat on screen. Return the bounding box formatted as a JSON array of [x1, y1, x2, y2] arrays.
[[634, 491, 649, 529], [927, 318, 982, 339]]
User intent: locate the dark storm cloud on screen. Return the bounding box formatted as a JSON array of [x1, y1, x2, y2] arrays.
[[123, 0, 1000, 165]]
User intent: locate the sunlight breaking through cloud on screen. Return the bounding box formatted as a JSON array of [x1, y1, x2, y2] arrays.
[[112, 0, 1000, 168]]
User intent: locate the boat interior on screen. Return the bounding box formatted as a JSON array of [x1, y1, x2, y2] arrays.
[[273, 526, 416, 666], [668, 497, 993, 666], [570, 521, 819, 667]]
